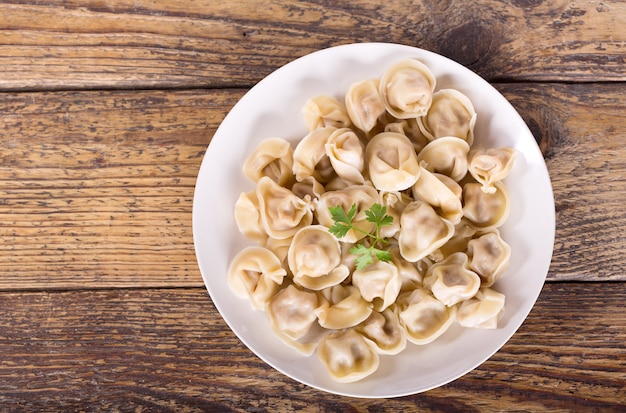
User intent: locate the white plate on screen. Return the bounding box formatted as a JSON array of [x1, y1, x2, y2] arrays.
[[192, 43, 555, 398]]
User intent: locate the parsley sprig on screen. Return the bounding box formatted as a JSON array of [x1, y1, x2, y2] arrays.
[[328, 203, 394, 270]]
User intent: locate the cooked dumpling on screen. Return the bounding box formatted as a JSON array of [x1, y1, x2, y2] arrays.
[[390, 247, 423, 292], [302, 95, 352, 132], [462, 182, 511, 230], [468, 147, 516, 194], [324, 176, 355, 192], [397, 288, 457, 345], [325, 127, 366, 184], [412, 165, 463, 224], [467, 230, 511, 287], [266, 284, 325, 356], [315, 183, 379, 243], [242, 137, 295, 187], [423, 252, 481, 306], [288, 225, 350, 290], [234, 190, 267, 244], [457, 287, 505, 329], [290, 175, 325, 201], [345, 78, 386, 134], [264, 236, 293, 268], [227, 246, 286, 311], [379, 59, 436, 119], [352, 260, 402, 311], [416, 136, 470, 182], [292, 126, 337, 184], [256, 176, 314, 240], [398, 200, 455, 262], [418, 88, 477, 144], [268, 285, 319, 340], [316, 284, 373, 330], [338, 241, 358, 273], [385, 118, 430, 153], [317, 328, 380, 383], [437, 220, 477, 258], [355, 307, 407, 355], [365, 132, 421, 191], [435, 173, 463, 200]]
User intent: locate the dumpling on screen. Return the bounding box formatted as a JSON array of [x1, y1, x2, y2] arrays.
[[302, 95, 352, 132], [267, 284, 323, 355], [417, 88, 477, 144], [325, 127, 366, 184], [416, 136, 470, 182], [315, 183, 380, 243], [338, 243, 358, 275], [292, 126, 338, 184], [437, 220, 477, 258], [379, 59, 436, 119], [390, 247, 423, 292], [355, 307, 407, 355], [462, 182, 511, 230], [467, 230, 511, 287], [397, 288, 457, 345], [422, 252, 481, 306], [324, 176, 354, 192], [352, 260, 402, 312], [234, 190, 267, 244], [242, 137, 295, 187], [256, 176, 314, 240], [288, 225, 350, 290], [315, 284, 373, 330], [468, 147, 516, 194], [457, 287, 505, 329], [377, 190, 411, 239], [265, 236, 293, 268], [435, 173, 463, 200], [385, 118, 430, 153], [317, 328, 380, 383], [345, 78, 386, 134], [412, 165, 463, 224], [398, 200, 455, 262], [290, 175, 325, 201], [268, 285, 319, 340], [227, 246, 286, 311], [365, 132, 421, 191]]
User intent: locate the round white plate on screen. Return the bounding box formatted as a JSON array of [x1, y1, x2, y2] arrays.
[[192, 43, 555, 398]]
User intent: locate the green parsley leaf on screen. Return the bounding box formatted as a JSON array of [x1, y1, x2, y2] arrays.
[[350, 244, 374, 270], [328, 204, 357, 238], [365, 203, 394, 228], [329, 202, 394, 269], [374, 248, 392, 263]]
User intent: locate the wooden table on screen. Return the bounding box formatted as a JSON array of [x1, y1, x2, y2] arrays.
[[1, 1, 625, 411]]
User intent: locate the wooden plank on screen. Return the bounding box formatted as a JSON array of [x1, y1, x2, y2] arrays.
[[0, 89, 242, 289], [497, 83, 626, 282], [0, 82, 624, 290], [0, 283, 624, 411], [0, 0, 624, 91]]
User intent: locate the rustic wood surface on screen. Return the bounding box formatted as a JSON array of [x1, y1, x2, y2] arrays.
[[1, 0, 625, 411], [1, 284, 625, 411]]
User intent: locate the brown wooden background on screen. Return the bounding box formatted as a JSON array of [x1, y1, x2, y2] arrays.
[[1, 1, 625, 411]]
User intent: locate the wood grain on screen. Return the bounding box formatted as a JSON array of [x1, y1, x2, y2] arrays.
[[0, 283, 624, 411], [1, 82, 625, 289], [1, 0, 624, 91], [497, 83, 626, 281], [0, 89, 242, 289], [1, 1, 623, 411]]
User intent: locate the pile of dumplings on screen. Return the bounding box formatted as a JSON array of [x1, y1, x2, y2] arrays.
[[227, 58, 517, 383]]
